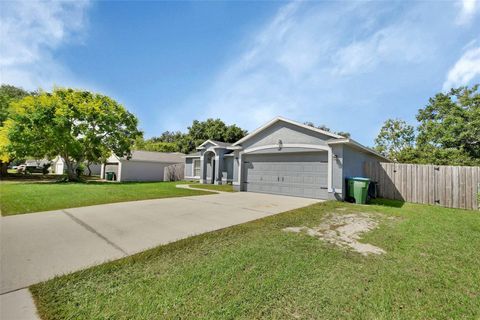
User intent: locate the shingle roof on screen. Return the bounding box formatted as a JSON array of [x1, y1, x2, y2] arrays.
[[121, 150, 185, 163], [186, 151, 201, 157]]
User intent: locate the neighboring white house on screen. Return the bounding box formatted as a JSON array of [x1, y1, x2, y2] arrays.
[[51, 157, 65, 174], [51, 156, 102, 176], [24, 159, 51, 168], [101, 150, 185, 182]]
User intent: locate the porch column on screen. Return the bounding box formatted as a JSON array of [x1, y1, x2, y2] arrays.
[[200, 155, 206, 184], [237, 152, 244, 191], [214, 156, 222, 185]]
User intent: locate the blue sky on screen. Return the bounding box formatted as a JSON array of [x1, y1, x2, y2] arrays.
[[1, 0, 479, 146]]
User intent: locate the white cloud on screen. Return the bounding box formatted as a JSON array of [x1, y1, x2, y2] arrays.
[[332, 24, 429, 76], [202, 1, 436, 132], [443, 47, 480, 90], [456, 0, 479, 25], [0, 0, 90, 90]]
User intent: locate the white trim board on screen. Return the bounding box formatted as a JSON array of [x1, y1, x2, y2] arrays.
[[243, 144, 330, 154]]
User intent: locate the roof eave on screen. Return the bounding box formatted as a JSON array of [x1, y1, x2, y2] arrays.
[[226, 146, 242, 150], [327, 138, 391, 162], [197, 139, 220, 149]]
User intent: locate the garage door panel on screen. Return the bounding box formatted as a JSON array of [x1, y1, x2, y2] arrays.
[[244, 152, 328, 199]]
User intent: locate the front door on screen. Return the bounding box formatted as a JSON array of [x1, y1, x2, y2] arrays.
[[210, 159, 216, 184]]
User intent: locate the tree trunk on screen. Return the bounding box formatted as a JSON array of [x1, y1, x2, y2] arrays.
[[64, 158, 79, 181], [0, 161, 8, 178], [87, 164, 92, 176]]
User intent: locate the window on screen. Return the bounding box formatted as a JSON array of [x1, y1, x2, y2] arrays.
[[193, 159, 200, 177]]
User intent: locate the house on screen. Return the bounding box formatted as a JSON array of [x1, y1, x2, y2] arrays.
[[185, 116, 390, 200], [51, 157, 102, 176], [24, 159, 51, 168], [101, 150, 185, 182]]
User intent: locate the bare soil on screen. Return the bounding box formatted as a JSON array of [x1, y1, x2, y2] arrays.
[[283, 212, 386, 255]]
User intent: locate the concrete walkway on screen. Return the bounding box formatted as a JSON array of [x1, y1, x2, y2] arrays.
[[1, 191, 319, 319], [175, 183, 229, 193]]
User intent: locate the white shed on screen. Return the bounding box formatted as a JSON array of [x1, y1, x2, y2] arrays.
[[51, 156, 65, 175], [101, 150, 184, 182]]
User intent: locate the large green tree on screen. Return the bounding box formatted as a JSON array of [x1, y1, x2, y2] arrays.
[[374, 119, 415, 161], [0, 85, 34, 175], [2, 88, 142, 180], [374, 85, 479, 166], [186, 119, 247, 153], [0, 85, 32, 126], [137, 119, 247, 154], [415, 85, 479, 165]]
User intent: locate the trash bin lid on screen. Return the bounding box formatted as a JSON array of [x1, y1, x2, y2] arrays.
[[348, 177, 370, 181]]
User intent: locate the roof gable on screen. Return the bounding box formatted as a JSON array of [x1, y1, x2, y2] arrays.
[[233, 117, 343, 147], [196, 139, 232, 150]]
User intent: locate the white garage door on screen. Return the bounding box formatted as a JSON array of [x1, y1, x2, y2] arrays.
[[243, 152, 328, 199]]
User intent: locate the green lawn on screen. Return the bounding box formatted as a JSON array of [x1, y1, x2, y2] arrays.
[[31, 200, 480, 319], [0, 181, 212, 216], [189, 183, 235, 192]]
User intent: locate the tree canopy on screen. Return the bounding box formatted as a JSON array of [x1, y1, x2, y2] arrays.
[[375, 85, 479, 166], [1, 88, 142, 180], [304, 121, 351, 138], [374, 119, 415, 161], [0, 85, 33, 127], [0, 85, 34, 166], [137, 119, 247, 154]]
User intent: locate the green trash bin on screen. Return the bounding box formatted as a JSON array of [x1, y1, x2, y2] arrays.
[[106, 172, 115, 181], [347, 177, 370, 204]]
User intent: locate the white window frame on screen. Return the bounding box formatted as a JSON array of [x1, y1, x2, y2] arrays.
[[193, 159, 201, 177]]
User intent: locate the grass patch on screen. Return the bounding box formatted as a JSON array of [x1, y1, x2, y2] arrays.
[[31, 201, 480, 319], [0, 181, 212, 216], [189, 183, 235, 192]]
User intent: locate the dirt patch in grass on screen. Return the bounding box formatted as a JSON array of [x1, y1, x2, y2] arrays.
[[283, 212, 387, 255]]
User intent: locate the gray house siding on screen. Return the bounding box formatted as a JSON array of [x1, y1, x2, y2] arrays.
[[223, 157, 234, 181], [240, 121, 332, 149], [330, 144, 344, 200], [233, 153, 240, 186], [340, 145, 384, 198], [342, 145, 383, 179]]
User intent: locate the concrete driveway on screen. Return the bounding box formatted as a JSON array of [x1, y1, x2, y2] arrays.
[[1, 192, 319, 294]]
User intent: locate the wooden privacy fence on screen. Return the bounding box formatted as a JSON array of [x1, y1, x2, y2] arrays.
[[364, 162, 480, 210]]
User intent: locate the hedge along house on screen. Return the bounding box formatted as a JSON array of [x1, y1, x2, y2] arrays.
[[185, 117, 390, 200], [102, 150, 184, 182]]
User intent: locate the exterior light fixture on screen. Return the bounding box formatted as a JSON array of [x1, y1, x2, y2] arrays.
[[278, 139, 283, 150]]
